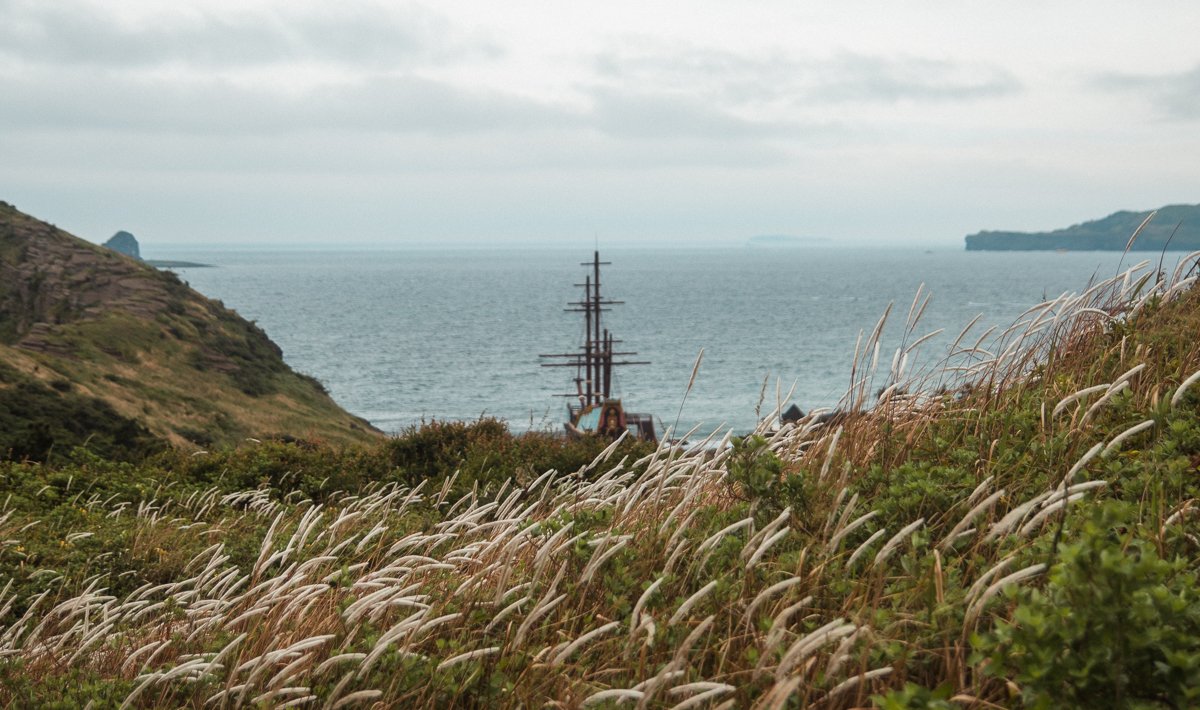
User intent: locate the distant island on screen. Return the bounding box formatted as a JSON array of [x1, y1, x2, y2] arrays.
[[747, 234, 828, 247], [965, 203, 1200, 251], [102, 230, 140, 258], [102, 229, 212, 268]]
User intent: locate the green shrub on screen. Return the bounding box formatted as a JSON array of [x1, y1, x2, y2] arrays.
[[0, 376, 163, 463], [975, 502, 1200, 709], [856, 460, 976, 527], [873, 682, 956, 709], [385, 419, 653, 493], [727, 435, 809, 520]]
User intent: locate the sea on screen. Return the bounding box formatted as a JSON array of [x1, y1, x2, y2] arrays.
[[144, 245, 1182, 437]]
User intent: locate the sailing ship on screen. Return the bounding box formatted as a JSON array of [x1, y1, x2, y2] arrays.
[[540, 251, 657, 442]]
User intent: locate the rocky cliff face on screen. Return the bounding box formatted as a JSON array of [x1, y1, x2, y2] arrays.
[[0, 200, 380, 458]]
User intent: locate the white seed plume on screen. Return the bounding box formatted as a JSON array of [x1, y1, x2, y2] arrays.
[[827, 511, 878, 552], [941, 489, 1006, 550], [1172, 369, 1200, 409], [1017, 492, 1089, 537], [331, 690, 383, 709], [775, 619, 856, 680], [666, 685, 735, 710], [551, 621, 620, 665], [669, 581, 718, 626], [964, 563, 1048, 627], [1052, 383, 1110, 418], [873, 518, 925, 567], [584, 689, 644, 706], [1061, 441, 1105, 488], [746, 528, 790, 570], [630, 578, 665, 636], [1080, 380, 1130, 425], [846, 529, 887, 569], [697, 517, 754, 553], [824, 666, 893, 701], [743, 577, 804, 624], [436, 647, 500, 671]]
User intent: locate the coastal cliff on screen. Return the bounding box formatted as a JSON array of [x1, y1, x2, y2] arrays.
[[965, 203, 1200, 251], [0, 201, 379, 459]]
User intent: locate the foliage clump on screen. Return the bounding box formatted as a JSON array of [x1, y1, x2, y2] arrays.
[[977, 502, 1200, 709], [0, 360, 162, 462]]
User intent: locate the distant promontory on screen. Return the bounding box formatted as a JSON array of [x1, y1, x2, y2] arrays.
[[965, 204, 1200, 251], [747, 234, 828, 247], [101, 229, 211, 268]]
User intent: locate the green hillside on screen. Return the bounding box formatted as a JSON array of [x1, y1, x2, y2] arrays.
[[0, 201, 380, 459], [965, 203, 1200, 251]]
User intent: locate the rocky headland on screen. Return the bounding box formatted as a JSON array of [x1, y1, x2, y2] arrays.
[[965, 203, 1200, 251], [0, 201, 379, 459]]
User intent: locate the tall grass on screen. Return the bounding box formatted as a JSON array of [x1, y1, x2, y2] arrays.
[[1, 251, 1199, 707]]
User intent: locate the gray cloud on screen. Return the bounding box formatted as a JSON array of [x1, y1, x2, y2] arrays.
[[593, 46, 1020, 107], [0, 0, 497, 69], [0, 6, 1012, 187], [0, 3, 991, 150], [0, 70, 574, 135], [0, 70, 796, 177], [0, 126, 792, 180], [1094, 64, 1200, 119], [585, 88, 804, 141], [0, 61, 827, 152], [807, 53, 1020, 102]]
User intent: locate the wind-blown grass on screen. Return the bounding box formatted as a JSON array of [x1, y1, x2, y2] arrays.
[[1, 252, 1200, 707]]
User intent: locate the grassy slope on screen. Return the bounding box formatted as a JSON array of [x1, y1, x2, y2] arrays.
[[0, 257, 1198, 707], [0, 201, 380, 456]]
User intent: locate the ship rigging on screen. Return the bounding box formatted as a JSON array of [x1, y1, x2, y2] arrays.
[[539, 251, 657, 442]]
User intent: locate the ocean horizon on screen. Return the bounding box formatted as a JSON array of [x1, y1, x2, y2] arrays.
[[147, 244, 1189, 436]]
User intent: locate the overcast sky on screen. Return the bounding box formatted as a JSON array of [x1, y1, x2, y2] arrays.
[[1, 0, 1197, 247]]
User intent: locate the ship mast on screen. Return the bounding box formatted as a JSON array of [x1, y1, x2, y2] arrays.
[[540, 251, 649, 408]]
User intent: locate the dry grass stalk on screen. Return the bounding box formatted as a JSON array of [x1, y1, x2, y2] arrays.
[[1, 251, 1197, 708]]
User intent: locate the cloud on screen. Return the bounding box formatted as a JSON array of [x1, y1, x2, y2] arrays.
[[0, 7, 1014, 184], [0, 58, 824, 152], [0, 70, 574, 135], [584, 88, 808, 141], [0, 70, 797, 176], [593, 45, 1020, 108], [0, 127, 793, 181], [0, 0, 497, 70], [805, 53, 1020, 103], [1094, 63, 1200, 120]]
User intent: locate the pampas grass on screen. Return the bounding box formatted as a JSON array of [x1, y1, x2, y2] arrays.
[[1172, 368, 1200, 408], [2, 249, 1198, 708]]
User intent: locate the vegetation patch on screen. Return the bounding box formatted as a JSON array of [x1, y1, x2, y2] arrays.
[[0, 368, 163, 462], [1, 235, 1199, 706]]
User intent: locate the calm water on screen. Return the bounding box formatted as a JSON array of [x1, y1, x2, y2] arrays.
[[145, 245, 1169, 435]]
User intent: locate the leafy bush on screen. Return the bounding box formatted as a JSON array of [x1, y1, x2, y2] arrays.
[[0, 374, 163, 463], [384, 419, 653, 493], [976, 502, 1200, 709], [873, 682, 956, 709], [727, 435, 809, 520], [856, 460, 976, 527]]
